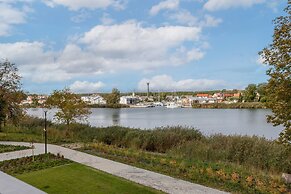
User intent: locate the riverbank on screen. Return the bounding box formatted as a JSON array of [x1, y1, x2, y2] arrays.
[[0, 116, 290, 193], [192, 102, 266, 109]]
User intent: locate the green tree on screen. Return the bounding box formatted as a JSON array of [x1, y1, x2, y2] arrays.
[[257, 83, 268, 102], [105, 88, 120, 106], [46, 88, 91, 129], [243, 84, 257, 102], [259, 2, 291, 144], [0, 60, 23, 127]]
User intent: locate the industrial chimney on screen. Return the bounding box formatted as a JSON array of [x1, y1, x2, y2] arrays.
[[147, 82, 150, 98]]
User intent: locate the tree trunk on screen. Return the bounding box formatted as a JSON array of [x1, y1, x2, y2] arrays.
[[65, 120, 70, 137]]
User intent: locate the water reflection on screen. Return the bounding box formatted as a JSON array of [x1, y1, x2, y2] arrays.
[[111, 109, 120, 126]]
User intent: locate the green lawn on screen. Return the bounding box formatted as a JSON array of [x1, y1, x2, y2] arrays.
[[16, 163, 164, 194]]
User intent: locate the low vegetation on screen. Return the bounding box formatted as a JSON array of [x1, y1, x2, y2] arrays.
[[81, 143, 290, 194], [192, 102, 266, 109], [1, 116, 290, 193], [0, 144, 28, 153], [0, 154, 71, 175]]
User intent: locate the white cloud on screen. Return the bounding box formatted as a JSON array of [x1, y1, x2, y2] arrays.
[[169, 10, 198, 26], [167, 9, 222, 28], [267, 0, 280, 13], [0, 0, 35, 3], [0, 21, 205, 83], [200, 15, 222, 27], [138, 75, 226, 91], [70, 81, 105, 93], [100, 13, 114, 25], [0, 41, 71, 82], [0, 3, 29, 36], [76, 21, 202, 70], [204, 0, 265, 11], [71, 11, 91, 23], [150, 0, 179, 16], [186, 48, 204, 61], [43, 0, 125, 11]]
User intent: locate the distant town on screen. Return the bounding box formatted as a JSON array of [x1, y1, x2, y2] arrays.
[[21, 83, 266, 108]]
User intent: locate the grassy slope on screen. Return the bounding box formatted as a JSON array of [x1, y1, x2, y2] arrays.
[[16, 163, 163, 194]]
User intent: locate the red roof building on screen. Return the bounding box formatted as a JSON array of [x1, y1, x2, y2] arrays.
[[196, 93, 212, 98]]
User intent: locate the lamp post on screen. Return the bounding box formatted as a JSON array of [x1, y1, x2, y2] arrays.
[[44, 110, 47, 154]]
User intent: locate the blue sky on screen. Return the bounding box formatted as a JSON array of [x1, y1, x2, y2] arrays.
[[0, 0, 287, 94]]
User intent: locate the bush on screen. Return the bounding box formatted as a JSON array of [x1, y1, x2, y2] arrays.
[[72, 125, 203, 152], [192, 102, 266, 109]]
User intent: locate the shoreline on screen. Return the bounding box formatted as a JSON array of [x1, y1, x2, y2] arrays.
[[24, 102, 267, 109]]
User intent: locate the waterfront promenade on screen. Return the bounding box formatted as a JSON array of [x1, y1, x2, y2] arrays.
[[0, 141, 228, 194]]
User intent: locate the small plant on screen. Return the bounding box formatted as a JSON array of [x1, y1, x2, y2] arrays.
[[0, 144, 28, 153]]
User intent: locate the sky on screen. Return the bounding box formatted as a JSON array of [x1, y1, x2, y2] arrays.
[[0, 0, 287, 94]]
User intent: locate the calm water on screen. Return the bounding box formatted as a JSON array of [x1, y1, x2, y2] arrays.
[[27, 108, 281, 139]]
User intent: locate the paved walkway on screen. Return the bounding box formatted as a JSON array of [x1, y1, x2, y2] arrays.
[[0, 141, 229, 194], [0, 171, 46, 194]]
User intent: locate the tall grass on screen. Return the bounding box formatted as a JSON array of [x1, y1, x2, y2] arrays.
[[169, 135, 291, 173], [76, 125, 203, 153]]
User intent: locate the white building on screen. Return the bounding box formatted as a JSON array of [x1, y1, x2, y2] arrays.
[[120, 93, 140, 105], [20, 95, 48, 105], [189, 97, 217, 104], [81, 95, 106, 105]]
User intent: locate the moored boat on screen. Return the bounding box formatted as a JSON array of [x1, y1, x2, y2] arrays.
[[166, 102, 181, 108]]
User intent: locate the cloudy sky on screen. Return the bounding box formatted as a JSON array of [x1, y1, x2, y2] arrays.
[[0, 0, 287, 94]]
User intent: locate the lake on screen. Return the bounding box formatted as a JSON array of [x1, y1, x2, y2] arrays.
[[26, 108, 281, 140]]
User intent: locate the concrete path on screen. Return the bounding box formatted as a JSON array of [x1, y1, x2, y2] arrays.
[[0, 141, 229, 194], [0, 171, 46, 194]]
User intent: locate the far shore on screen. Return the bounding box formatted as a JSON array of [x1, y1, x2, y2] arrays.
[[24, 102, 266, 109]]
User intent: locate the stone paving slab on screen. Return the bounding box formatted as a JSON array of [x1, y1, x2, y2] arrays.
[[0, 171, 46, 194], [0, 141, 229, 194]]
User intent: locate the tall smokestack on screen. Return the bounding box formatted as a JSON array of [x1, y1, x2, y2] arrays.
[[147, 82, 150, 98]]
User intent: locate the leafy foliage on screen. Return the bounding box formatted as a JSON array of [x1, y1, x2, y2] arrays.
[[259, 2, 291, 144], [257, 83, 268, 102], [243, 84, 257, 102], [0, 60, 24, 127], [105, 88, 120, 106], [46, 88, 91, 128]]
